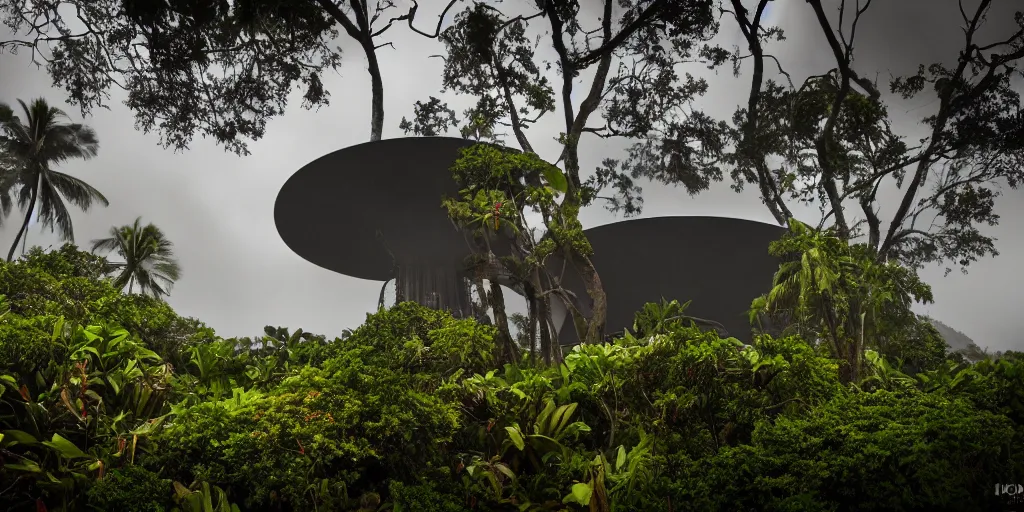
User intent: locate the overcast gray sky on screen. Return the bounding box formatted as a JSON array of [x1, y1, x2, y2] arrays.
[[1, 0, 1021, 352]]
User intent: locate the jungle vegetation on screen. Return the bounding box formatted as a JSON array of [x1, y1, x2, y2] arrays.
[[0, 244, 1020, 511], [0, 241, 1019, 509], [0, 0, 1023, 510]]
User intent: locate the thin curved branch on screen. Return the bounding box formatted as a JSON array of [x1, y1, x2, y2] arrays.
[[404, 0, 461, 38]]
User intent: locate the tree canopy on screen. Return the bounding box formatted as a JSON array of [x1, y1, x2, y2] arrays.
[[0, 0, 459, 152]]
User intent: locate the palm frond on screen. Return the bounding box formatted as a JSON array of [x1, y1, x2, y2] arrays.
[[46, 170, 109, 209], [91, 217, 182, 299], [0, 103, 13, 122], [41, 124, 100, 163], [36, 181, 75, 242], [90, 234, 123, 254], [15, 177, 35, 210], [0, 153, 17, 222]]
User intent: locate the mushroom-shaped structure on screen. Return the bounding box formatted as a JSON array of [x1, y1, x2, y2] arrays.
[[552, 217, 786, 344], [276, 137, 507, 317], [275, 138, 786, 344]]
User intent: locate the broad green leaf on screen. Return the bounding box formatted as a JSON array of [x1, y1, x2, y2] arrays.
[[505, 426, 525, 451], [136, 347, 161, 361], [173, 481, 191, 499], [616, 445, 627, 471], [44, 433, 89, 459], [494, 463, 516, 482], [2, 429, 39, 446], [563, 482, 592, 505], [4, 461, 43, 473], [198, 482, 214, 511], [51, 317, 65, 341], [79, 346, 101, 359], [542, 165, 568, 193]]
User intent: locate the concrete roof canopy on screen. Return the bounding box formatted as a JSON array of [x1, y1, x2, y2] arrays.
[[274, 138, 786, 343], [551, 217, 786, 344], [274, 137, 516, 316]]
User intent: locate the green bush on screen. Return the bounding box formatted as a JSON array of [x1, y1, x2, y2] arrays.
[[85, 466, 172, 512], [388, 480, 466, 512], [0, 313, 65, 374], [668, 390, 1018, 511]]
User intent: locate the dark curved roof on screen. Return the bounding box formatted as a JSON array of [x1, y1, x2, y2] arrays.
[[275, 137, 491, 280], [552, 216, 786, 344], [274, 139, 785, 343]]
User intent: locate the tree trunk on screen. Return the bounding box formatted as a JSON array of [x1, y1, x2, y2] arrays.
[[471, 276, 488, 321], [362, 38, 385, 142], [838, 341, 860, 384], [7, 182, 38, 262], [314, 1, 385, 142], [488, 278, 517, 362], [377, 277, 392, 309], [568, 248, 607, 344], [532, 270, 558, 364], [525, 283, 538, 360]]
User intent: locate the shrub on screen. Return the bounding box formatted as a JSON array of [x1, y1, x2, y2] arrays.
[[85, 466, 172, 512], [668, 390, 1018, 511]]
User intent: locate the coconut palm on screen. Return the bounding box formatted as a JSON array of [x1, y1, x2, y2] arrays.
[[0, 98, 108, 261], [91, 217, 182, 298]]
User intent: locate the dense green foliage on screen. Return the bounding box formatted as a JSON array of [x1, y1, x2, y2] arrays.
[[1, 246, 1021, 511]]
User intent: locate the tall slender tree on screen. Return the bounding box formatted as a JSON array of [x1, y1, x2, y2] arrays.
[[0, 98, 108, 262], [90, 217, 182, 299]]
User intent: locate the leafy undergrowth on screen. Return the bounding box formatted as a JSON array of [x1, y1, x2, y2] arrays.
[[1, 246, 1021, 511]]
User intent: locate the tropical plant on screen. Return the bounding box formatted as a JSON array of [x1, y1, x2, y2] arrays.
[[751, 219, 933, 383], [90, 217, 182, 299], [0, 98, 108, 262]]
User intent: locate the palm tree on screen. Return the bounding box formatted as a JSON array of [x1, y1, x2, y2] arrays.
[[91, 217, 182, 298], [0, 98, 108, 261]]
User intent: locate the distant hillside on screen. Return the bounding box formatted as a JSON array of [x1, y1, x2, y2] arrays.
[[924, 317, 987, 361]]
